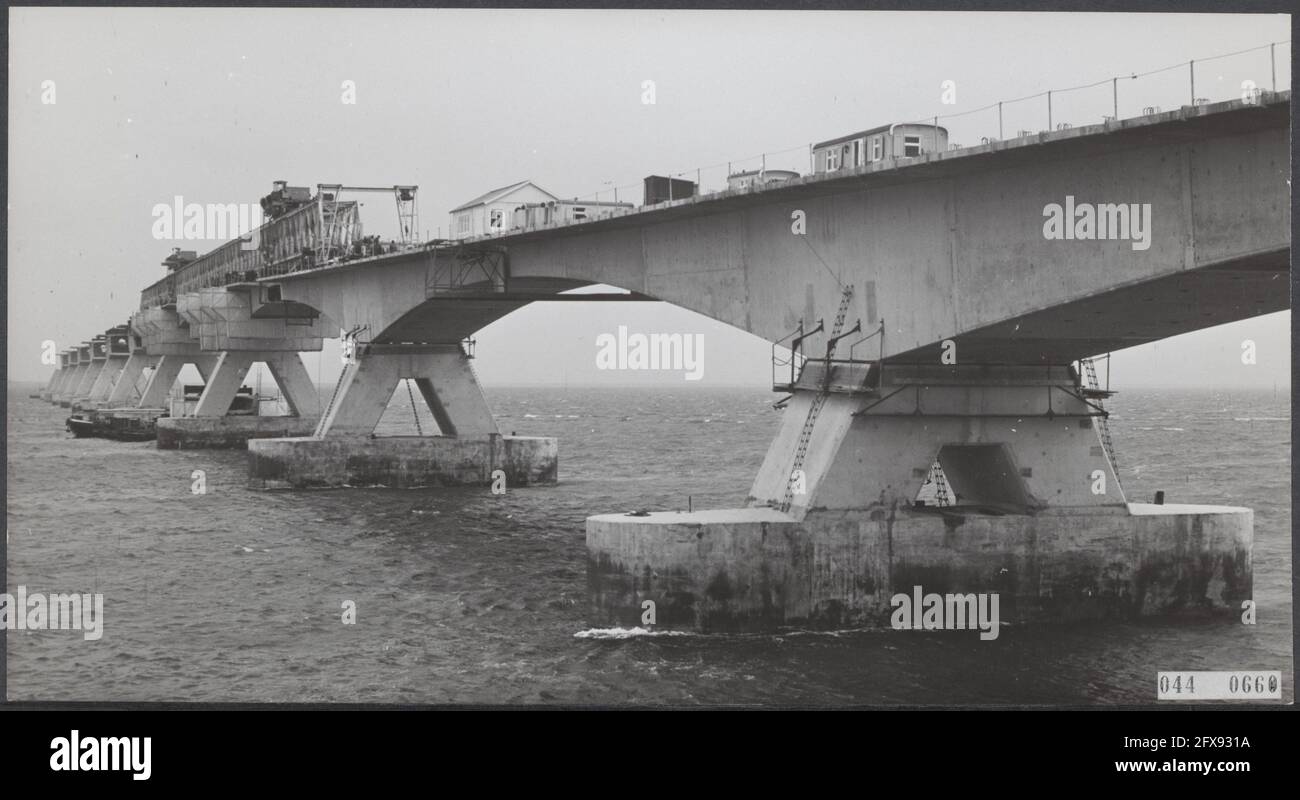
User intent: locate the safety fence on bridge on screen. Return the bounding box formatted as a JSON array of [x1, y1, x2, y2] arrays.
[[139, 40, 1290, 311], [564, 40, 1291, 209]]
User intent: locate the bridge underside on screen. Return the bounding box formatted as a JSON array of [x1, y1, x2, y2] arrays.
[[330, 241, 1288, 363], [376, 289, 657, 344], [898, 246, 1289, 363]]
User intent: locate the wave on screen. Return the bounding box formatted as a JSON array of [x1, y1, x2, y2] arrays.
[[573, 627, 694, 640], [574, 625, 904, 641]]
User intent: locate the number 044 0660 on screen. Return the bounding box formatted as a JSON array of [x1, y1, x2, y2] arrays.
[[1157, 671, 1282, 700]]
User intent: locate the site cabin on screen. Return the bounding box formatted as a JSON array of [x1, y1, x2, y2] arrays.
[[726, 169, 799, 191], [448, 180, 559, 239], [511, 199, 634, 230], [812, 122, 948, 174]]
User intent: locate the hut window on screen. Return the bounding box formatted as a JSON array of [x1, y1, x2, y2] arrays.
[[904, 135, 922, 157]]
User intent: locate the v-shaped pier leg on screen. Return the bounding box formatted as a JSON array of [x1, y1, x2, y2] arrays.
[[105, 352, 157, 406], [55, 363, 86, 406], [248, 345, 557, 489], [86, 353, 130, 405], [155, 350, 320, 450], [70, 359, 105, 405], [264, 351, 322, 418], [314, 346, 498, 438]]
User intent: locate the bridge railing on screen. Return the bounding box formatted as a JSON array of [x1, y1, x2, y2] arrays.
[[894, 40, 1290, 149], [549, 39, 1290, 214], [140, 273, 177, 309]]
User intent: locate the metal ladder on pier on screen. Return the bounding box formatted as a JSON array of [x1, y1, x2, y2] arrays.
[[1081, 356, 1122, 488], [314, 362, 352, 438], [932, 462, 952, 507], [780, 285, 855, 513], [315, 327, 369, 438]]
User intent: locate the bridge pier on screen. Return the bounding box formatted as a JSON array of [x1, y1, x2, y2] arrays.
[[247, 345, 557, 489], [53, 363, 80, 405], [57, 344, 92, 407], [65, 347, 191, 442], [43, 352, 72, 402], [40, 353, 66, 402], [155, 350, 321, 449], [71, 312, 191, 441], [70, 366, 102, 405], [137, 352, 212, 408], [82, 351, 128, 407], [104, 351, 158, 406], [59, 296, 334, 446], [587, 364, 1252, 632], [148, 289, 330, 448]]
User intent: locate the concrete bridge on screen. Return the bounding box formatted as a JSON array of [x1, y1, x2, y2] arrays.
[[42, 91, 1289, 631], [245, 94, 1287, 361]]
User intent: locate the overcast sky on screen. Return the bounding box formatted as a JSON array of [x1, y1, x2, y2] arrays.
[[7, 8, 1291, 389]]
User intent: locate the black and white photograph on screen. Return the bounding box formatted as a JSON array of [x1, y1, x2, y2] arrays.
[[3, 4, 1293, 723]]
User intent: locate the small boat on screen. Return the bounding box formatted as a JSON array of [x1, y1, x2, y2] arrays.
[[174, 385, 258, 416], [103, 412, 162, 442], [66, 408, 162, 441], [66, 415, 96, 438], [229, 387, 257, 415], [66, 383, 263, 441]]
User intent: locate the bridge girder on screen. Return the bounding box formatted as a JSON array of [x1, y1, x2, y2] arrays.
[[252, 93, 1287, 363]]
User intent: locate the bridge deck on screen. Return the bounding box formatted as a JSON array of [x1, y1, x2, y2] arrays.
[[143, 91, 1289, 366]]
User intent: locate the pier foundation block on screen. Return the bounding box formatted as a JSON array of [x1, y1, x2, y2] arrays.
[[157, 416, 320, 449], [586, 504, 1252, 632], [247, 434, 558, 489]]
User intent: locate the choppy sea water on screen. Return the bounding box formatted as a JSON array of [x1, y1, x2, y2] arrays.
[[5, 384, 1292, 705]]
